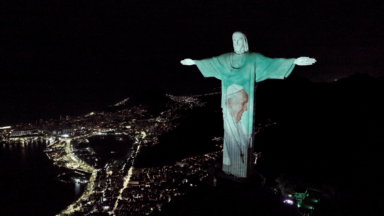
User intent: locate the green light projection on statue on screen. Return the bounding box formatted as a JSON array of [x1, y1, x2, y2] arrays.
[[181, 32, 316, 178]]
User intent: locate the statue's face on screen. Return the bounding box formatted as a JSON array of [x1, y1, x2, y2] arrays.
[[232, 33, 245, 54], [228, 90, 249, 122]]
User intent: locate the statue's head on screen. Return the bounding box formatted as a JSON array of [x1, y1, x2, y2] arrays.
[[226, 84, 249, 122], [232, 31, 249, 55]]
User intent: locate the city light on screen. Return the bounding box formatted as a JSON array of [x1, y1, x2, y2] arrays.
[[112, 144, 137, 213], [71, 155, 78, 162], [14, 93, 215, 216]]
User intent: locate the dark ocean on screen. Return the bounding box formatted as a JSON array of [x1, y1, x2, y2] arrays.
[[0, 141, 85, 216]]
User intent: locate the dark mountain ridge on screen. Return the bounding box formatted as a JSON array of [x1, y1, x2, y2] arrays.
[[153, 72, 384, 216]]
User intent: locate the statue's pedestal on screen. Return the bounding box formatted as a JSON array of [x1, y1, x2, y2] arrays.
[[214, 167, 248, 183]]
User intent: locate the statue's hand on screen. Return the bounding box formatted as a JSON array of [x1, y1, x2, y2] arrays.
[[294, 57, 316, 66], [180, 58, 195, 66]]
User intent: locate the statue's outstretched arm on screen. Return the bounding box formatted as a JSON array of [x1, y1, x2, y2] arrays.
[[294, 57, 316, 66], [180, 58, 196, 66]]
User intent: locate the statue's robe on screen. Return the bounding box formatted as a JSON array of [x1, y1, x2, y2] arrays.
[[195, 52, 295, 178]]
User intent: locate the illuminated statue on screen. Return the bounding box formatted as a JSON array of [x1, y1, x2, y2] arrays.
[[181, 32, 316, 178]]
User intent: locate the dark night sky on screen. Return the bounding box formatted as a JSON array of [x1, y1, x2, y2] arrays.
[[1, 0, 384, 124]]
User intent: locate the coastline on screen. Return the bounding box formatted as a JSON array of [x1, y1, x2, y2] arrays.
[[1, 94, 219, 215], [47, 134, 139, 216]]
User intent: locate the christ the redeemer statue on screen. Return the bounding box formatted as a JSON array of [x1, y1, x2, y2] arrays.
[[181, 32, 316, 178]]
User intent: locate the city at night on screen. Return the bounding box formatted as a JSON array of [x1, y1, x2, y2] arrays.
[[1, 1, 384, 216]]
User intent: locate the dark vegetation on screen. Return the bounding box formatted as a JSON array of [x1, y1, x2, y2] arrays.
[[134, 94, 223, 168], [139, 73, 384, 216], [155, 177, 299, 216], [254, 74, 384, 216], [88, 135, 134, 160]]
